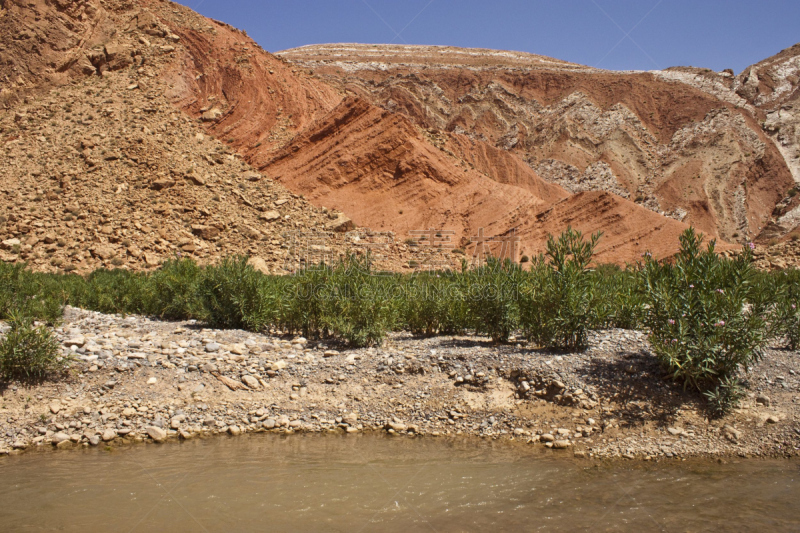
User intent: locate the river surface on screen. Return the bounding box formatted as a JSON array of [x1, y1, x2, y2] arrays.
[[0, 434, 797, 532]]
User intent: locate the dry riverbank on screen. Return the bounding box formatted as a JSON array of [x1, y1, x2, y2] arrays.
[[1, 307, 798, 460]]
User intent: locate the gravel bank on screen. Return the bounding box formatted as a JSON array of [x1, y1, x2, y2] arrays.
[[1, 307, 798, 460]]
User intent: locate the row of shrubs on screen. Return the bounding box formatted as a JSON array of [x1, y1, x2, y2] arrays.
[[2, 227, 800, 413]]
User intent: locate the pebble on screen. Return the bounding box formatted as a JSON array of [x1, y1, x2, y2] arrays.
[[51, 432, 70, 445], [241, 375, 260, 389], [146, 426, 167, 442]]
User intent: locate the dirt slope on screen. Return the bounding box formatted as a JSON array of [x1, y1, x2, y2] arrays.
[[521, 191, 713, 263], [279, 44, 795, 243], [0, 0, 376, 274], [0, 59, 369, 274], [0, 0, 342, 156], [160, 12, 342, 167]]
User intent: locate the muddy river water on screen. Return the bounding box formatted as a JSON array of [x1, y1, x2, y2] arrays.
[[0, 434, 797, 532]]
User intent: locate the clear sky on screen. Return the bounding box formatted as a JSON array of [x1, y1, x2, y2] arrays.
[[175, 0, 800, 73]]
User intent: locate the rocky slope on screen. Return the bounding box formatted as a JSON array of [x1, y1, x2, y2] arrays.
[[0, 60, 366, 274], [278, 44, 796, 244], [264, 97, 566, 251], [2, 307, 797, 460], [0, 0, 388, 274], [264, 96, 703, 263]]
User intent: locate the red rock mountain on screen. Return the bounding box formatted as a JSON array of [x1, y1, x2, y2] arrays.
[[278, 44, 797, 245], [2, 1, 798, 271]]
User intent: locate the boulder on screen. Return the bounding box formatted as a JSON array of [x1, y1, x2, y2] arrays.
[[104, 43, 134, 71], [90, 246, 115, 260], [1, 238, 20, 250], [191, 224, 220, 240], [184, 172, 206, 186], [150, 178, 175, 191], [259, 211, 281, 222], [247, 256, 270, 274], [201, 108, 223, 122], [325, 214, 354, 233]]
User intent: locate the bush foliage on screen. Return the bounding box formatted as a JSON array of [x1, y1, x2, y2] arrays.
[[0, 227, 796, 410], [0, 314, 66, 380], [639, 228, 769, 412], [520, 228, 601, 350]]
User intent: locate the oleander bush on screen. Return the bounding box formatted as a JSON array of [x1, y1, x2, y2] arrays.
[[589, 264, 642, 330], [0, 314, 66, 380], [0, 262, 67, 323], [765, 268, 800, 349], [639, 228, 769, 412], [401, 269, 470, 336], [280, 262, 335, 339], [198, 256, 276, 331], [467, 257, 522, 343], [519, 227, 601, 350], [146, 258, 206, 320], [76, 268, 150, 316], [324, 254, 400, 347]]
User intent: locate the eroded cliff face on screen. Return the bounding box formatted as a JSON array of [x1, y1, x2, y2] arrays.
[[278, 43, 796, 243], [262, 96, 721, 264]]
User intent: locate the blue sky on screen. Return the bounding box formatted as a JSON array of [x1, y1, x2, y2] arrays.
[[176, 0, 800, 73]]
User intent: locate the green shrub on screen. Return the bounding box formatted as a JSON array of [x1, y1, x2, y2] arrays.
[[325, 255, 398, 347], [77, 269, 150, 315], [771, 269, 800, 349], [147, 259, 205, 320], [198, 256, 275, 331], [280, 264, 334, 338], [639, 228, 768, 409], [402, 271, 469, 336], [0, 315, 66, 380], [467, 257, 521, 343], [589, 265, 642, 330], [520, 227, 601, 350], [703, 375, 746, 417], [0, 263, 67, 323]]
